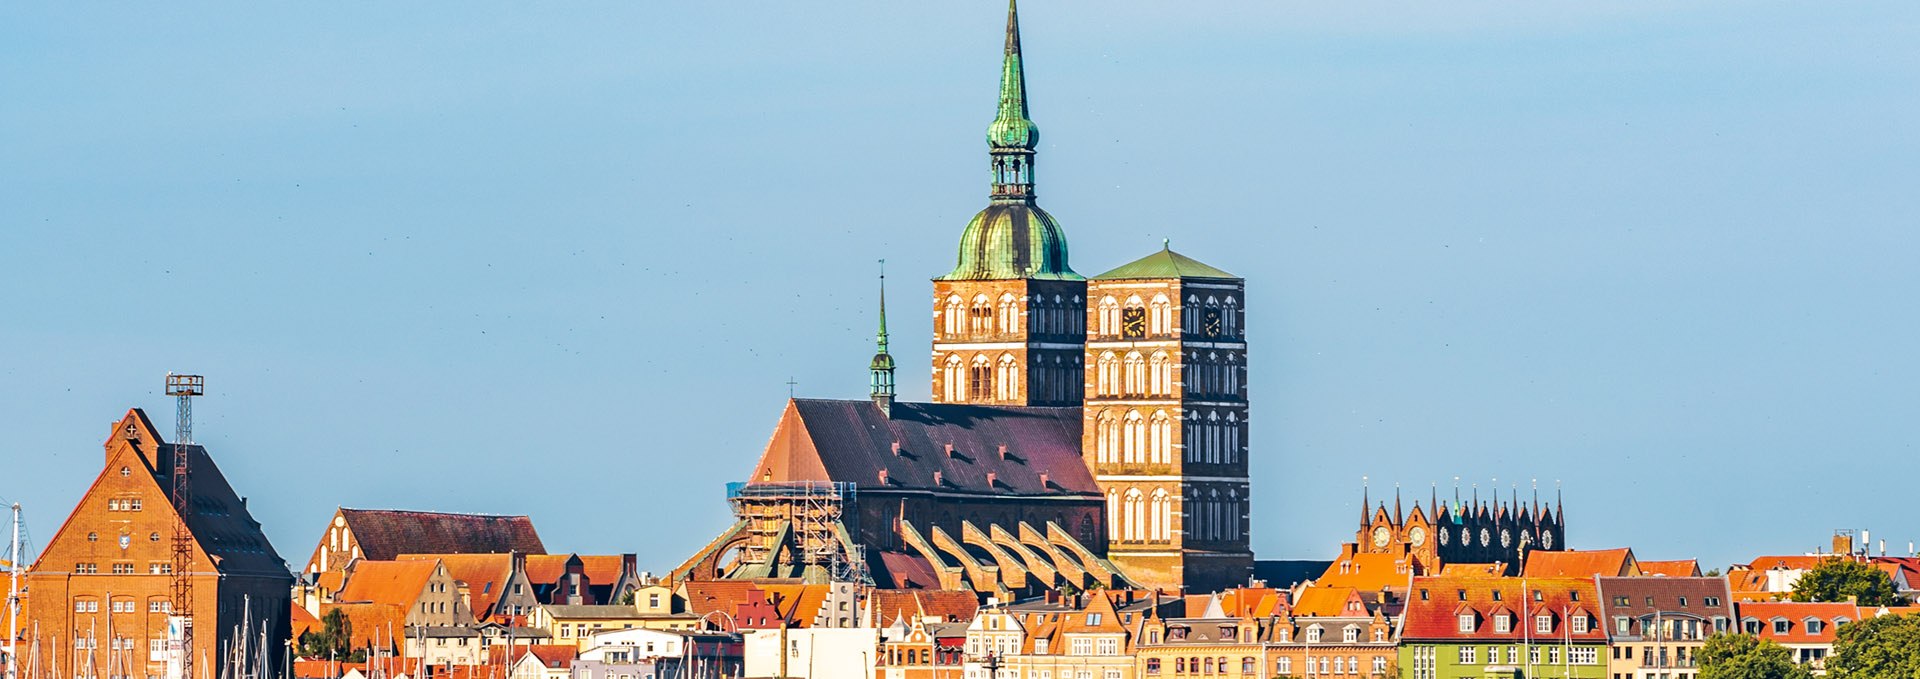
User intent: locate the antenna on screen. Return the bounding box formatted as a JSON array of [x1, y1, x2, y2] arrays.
[[164, 374, 204, 679]]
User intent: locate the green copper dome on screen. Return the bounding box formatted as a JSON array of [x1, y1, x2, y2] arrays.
[[942, 202, 1082, 281], [939, 0, 1079, 282]]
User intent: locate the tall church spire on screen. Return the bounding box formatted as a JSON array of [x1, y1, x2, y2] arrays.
[[987, 0, 1039, 200], [869, 261, 895, 416]]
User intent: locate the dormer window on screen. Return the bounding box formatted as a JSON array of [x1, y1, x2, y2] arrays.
[[1805, 619, 1824, 635], [1457, 615, 1475, 633], [1494, 614, 1512, 633], [1342, 626, 1359, 643], [1536, 615, 1554, 634], [1086, 613, 1102, 625], [1306, 626, 1322, 643]]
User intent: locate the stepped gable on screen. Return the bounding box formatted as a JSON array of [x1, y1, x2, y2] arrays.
[[340, 508, 545, 560], [397, 553, 512, 619], [751, 399, 1095, 496]]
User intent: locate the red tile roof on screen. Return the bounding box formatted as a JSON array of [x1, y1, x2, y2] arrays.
[[1292, 587, 1368, 618], [322, 603, 408, 649], [1316, 553, 1417, 591], [1638, 560, 1702, 577], [340, 509, 545, 561], [523, 554, 574, 585], [1736, 601, 1858, 644], [291, 603, 322, 639], [1522, 548, 1637, 578], [1403, 576, 1606, 643], [398, 553, 513, 620], [682, 581, 769, 621], [869, 590, 982, 625], [337, 559, 439, 608]]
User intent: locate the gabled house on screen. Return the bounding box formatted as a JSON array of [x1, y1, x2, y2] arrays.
[[1596, 576, 1735, 679], [1734, 601, 1858, 673], [306, 508, 544, 578], [1399, 576, 1607, 679], [1522, 548, 1640, 578]]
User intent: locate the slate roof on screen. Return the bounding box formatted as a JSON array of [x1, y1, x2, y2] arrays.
[[1093, 246, 1238, 281], [1594, 577, 1734, 638], [751, 399, 1097, 496], [340, 509, 545, 561]]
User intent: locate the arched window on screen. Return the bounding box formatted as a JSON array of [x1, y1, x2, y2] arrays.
[[1105, 489, 1119, 540], [942, 356, 964, 402], [1224, 296, 1240, 336], [969, 355, 993, 401], [1183, 412, 1199, 463], [1150, 411, 1172, 464], [970, 295, 992, 335], [996, 354, 1019, 401], [1123, 351, 1146, 396], [998, 294, 1019, 334], [1225, 412, 1240, 464], [1149, 352, 1172, 395], [1227, 489, 1241, 540], [1097, 352, 1120, 396], [943, 296, 964, 336], [1123, 410, 1145, 464], [1225, 353, 1240, 396], [1095, 411, 1118, 464], [1151, 294, 1172, 335], [1151, 489, 1170, 541], [1096, 296, 1120, 337], [1205, 411, 1221, 463], [1124, 489, 1143, 541]]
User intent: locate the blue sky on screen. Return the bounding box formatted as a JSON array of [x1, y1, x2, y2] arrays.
[[3, 1, 1916, 574]]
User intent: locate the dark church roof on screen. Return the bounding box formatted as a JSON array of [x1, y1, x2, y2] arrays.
[[750, 399, 1097, 496], [340, 508, 547, 561]]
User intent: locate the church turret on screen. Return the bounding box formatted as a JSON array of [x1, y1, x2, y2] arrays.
[[931, 0, 1086, 407], [870, 265, 896, 417]]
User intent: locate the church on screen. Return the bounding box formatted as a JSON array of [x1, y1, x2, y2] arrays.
[[674, 0, 1252, 597]]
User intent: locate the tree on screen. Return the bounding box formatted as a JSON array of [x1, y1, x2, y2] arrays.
[[298, 608, 367, 662], [1698, 633, 1812, 679], [1790, 558, 1903, 607], [1827, 613, 1920, 678]]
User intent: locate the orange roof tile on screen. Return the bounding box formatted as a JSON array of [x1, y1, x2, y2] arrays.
[[337, 559, 439, 608], [868, 590, 981, 625], [1292, 587, 1368, 618], [576, 555, 626, 587], [1439, 563, 1503, 577], [1316, 553, 1417, 591], [1523, 548, 1637, 578], [290, 603, 322, 639], [682, 581, 769, 620], [1639, 560, 1701, 577], [1736, 601, 1859, 644], [321, 603, 408, 649], [523, 554, 574, 584], [1745, 555, 1830, 572], [398, 553, 513, 620]]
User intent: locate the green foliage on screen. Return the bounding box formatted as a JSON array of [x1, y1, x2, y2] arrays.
[[298, 608, 367, 662], [1698, 633, 1812, 679], [1827, 613, 1920, 678], [1790, 558, 1903, 607], [1706, 568, 1723, 577]]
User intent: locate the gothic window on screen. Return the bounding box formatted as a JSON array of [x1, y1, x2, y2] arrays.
[[1149, 351, 1171, 395], [1098, 296, 1121, 337], [970, 295, 993, 335], [969, 355, 993, 401], [1227, 489, 1241, 540], [1106, 489, 1119, 540], [1183, 412, 1198, 462], [1097, 352, 1120, 397], [1149, 411, 1172, 464], [1123, 410, 1145, 464], [1225, 353, 1240, 396], [1079, 515, 1096, 546], [1123, 351, 1146, 395], [1223, 296, 1240, 336], [1124, 489, 1144, 541], [943, 356, 964, 402], [996, 354, 1019, 401], [1185, 294, 1201, 332], [1151, 489, 1171, 540], [1208, 488, 1223, 540], [1096, 410, 1119, 464], [998, 294, 1019, 334], [1150, 294, 1173, 334], [944, 296, 964, 336], [1225, 412, 1240, 464], [1206, 411, 1221, 463]]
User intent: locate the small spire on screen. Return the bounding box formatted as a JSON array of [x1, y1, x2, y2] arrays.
[[869, 259, 896, 416], [987, 0, 1040, 200], [1361, 476, 1370, 528], [1394, 483, 1403, 524]]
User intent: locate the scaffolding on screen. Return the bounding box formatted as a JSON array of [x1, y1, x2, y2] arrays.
[[724, 482, 867, 583]]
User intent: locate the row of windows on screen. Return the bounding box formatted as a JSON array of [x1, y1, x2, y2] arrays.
[[1468, 612, 1592, 634], [1142, 655, 1387, 676], [1090, 409, 1244, 467], [1453, 645, 1601, 666], [68, 562, 172, 575], [105, 498, 143, 512], [1107, 489, 1173, 543], [936, 292, 1242, 341], [940, 295, 1085, 338], [1188, 491, 1244, 543], [71, 599, 170, 613]]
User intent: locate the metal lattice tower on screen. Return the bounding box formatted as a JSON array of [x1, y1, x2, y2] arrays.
[[164, 374, 203, 679]]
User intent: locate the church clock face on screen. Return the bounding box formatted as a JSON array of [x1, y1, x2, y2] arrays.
[[1372, 526, 1391, 548], [1202, 308, 1223, 337], [1121, 308, 1147, 339], [1409, 526, 1427, 548]]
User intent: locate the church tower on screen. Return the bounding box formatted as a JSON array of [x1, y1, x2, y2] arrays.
[[1084, 245, 1253, 593], [931, 0, 1087, 407]]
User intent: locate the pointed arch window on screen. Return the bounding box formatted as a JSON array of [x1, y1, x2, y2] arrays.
[[1223, 296, 1240, 336], [970, 295, 993, 335], [1096, 410, 1119, 464], [968, 355, 993, 401], [996, 354, 1020, 401], [1123, 351, 1146, 396], [1150, 294, 1173, 335], [944, 296, 964, 336], [997, 294, 1019, 335], [1106, 489, 1120, 540], [1225, 412, 1240, 464], [943, 355, 964, 402], [1148, 351, 1171, 395], [1097, 352, 1120, 397], [1123, 410, 1145, 464], [1124, 489, 1145, 541], [1149, 411, 1172, 464], [1097, 296, 1121, 337], [1151, 489, 1171, 541]]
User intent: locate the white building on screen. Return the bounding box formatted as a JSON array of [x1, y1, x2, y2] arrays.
[[741, 627, 877, 679]]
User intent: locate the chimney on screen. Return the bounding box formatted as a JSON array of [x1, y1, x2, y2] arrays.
[[986, 473, 998, 488], [1039, 473, 1051, 489], [945, 443, 956, 458], [998, 445, 1009, 460], [933, 471, 944, 487], [891, 441, 901, 456], [1833, 531, 1854, 556], [878, 469, 889, 485]]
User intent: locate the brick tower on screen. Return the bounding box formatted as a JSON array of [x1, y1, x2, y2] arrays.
[[1084, 245, 1253, 593], [930, 0, 1086, 407]]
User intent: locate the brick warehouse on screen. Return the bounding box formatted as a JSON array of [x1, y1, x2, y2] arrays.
[[22, 409, 291, 679]]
